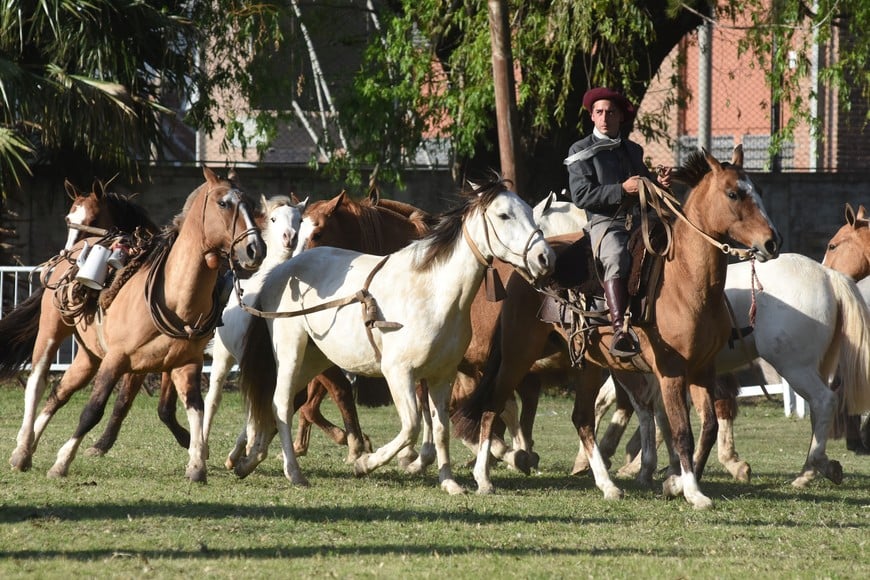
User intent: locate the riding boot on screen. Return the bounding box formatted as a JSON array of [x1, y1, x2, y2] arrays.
[[602, 278, 638, 357]]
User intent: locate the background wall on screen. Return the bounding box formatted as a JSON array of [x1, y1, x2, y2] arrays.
[[5, 166, 868, 266]]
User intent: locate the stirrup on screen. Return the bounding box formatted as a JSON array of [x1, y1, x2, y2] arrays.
[[610, 327, 639, 358]]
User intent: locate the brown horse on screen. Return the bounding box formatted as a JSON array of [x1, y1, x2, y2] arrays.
[[2, 167, 265, 481], [222, 189, 432, 468], [454, 147, 781, 508]]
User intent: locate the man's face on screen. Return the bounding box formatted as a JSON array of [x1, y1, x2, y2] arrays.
[[591, 99, 624, 138]]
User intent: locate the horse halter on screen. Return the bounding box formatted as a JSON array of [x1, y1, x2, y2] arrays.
[[202, 186, 260, 264], [461, 206, 545, 284]]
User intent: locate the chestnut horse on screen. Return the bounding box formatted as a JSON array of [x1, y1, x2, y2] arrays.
[[2, 167, 265, 481], [455, 147, 781, 508]]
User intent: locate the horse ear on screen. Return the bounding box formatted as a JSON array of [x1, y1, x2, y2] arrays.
[[92, 179, 105, 200], [731, 144, 744, 166], [325, 191, 346, 216], [543, 191, 555, 212], [228, 168, 240, 185], [702, 147, 723, 173], [290, 191, 302, 204], [202, 166, 219, 185], [64, 179, 79, 200], [856, 205, 868, 223], [260, 194, 268, 212], [845, 203, 856, 226]]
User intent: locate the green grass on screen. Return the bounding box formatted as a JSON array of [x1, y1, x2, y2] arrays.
[[0, 381, 868, 578]]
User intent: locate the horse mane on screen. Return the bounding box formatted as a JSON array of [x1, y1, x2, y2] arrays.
[[414, 175, 509, 270], [103, 191, 159, 235], [672, 151, 711, 188]]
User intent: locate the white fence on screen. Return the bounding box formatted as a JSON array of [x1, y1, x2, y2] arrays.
[[0, 265, 805, 417]]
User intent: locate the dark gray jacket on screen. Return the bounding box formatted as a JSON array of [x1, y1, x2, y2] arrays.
[[566, 135, 655, 222]]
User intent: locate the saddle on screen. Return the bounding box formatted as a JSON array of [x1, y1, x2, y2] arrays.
[[538, 222, 668, 331]]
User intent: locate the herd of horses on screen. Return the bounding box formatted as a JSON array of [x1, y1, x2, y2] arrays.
[[0, 148, 868, 510]]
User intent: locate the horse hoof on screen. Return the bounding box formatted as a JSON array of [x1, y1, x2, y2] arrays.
[[475, 482, 495, 495], [290, 475, 310, 487], [662, 475, 683, 499], [528, 452, 540, 471], [690, 496, 714, 510], [616, 464, 641, 479], [442, 480, 465, 495], [397, 451, 418, 471], [571, 457, 590, 476], [512, 450, 532, 476], [84, 446, 106, 458], [9, 450, 33, 472], [603, 486, 624, 501], [292, 444, 308, 457], [353, 455, 371, 477], [47, 465, 67, 479], [829, 460, 844, 485], [734, 462, 751, 483], [186, 467, 207, 483]]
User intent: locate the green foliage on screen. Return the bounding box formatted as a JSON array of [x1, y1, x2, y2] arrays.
[[0, 0, 283, 198]]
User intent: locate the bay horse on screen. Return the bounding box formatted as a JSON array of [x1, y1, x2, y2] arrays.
[[456, 147, 781, 508], [234, 178, 555, 493], [3, 167, 265, 481]]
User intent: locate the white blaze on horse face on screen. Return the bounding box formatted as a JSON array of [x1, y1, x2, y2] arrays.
[[739, 176, 773, 223], [292, 217, 316, 257], [64, 203, 87, 250]]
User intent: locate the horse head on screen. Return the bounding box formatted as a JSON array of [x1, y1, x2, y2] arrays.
[[463, 179, 555, 283], [822, 202, 870, 281], [260, 193, 309, 262], [677, 145, 781, 262], [197, 166, 266, 270], [533, 190, 587, 237]]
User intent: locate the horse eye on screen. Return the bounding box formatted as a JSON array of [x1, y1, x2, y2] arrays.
[[498, 213, 510, 220], [217, 200, 228, 209], [727, 191, 738, 200], [828, 243, 837, 251], [271, 216, 277, 223]]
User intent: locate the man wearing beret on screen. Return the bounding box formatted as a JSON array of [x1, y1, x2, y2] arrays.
[[565, 87, 672, 357]]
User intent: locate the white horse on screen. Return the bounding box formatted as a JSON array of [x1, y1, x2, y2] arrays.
[[202, 194, 308, 454], [591, 253, 870, 488], [533, 190, 587, 237], [233, 178, 555, 494]]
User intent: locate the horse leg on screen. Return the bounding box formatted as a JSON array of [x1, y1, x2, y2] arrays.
[[785, 370, 841, 487], [572, 373, 615, 475], [402, 380, 435, 474], [689, 383, 717, 481], [354, 370, 421, 477], [711, 373, 751, 482], [10, 332, 71, 471], [293, 378, 328, 457], [204, 338, 236, 459], [169, 365, 207, 482], [596, 375, 635, 467], [609, 371, 659, 487], [85, 373, 145, 457], [659, 374, 713, 510], [156, 372, 190, 448], [48, 358, 121, 478], [271, 356, 311, 487], [321, 366, 371, 463], [571, 366, 623, 500], [428, 381, 464, 495], [516, 375, 542, 469]]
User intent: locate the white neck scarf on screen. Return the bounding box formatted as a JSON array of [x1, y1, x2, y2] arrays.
[[563, 128, 622, 165]]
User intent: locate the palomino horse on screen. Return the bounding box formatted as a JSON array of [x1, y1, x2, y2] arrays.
[[235, 178, 555, 493], [220, 190, 432, 469], [456, 147, 781, 509], [2, 167, 265, 481]]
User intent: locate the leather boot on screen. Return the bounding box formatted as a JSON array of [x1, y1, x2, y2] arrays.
[[602, 278, 638, 357]]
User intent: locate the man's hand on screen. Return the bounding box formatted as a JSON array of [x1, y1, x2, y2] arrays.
[[622, 176, 640, 195], [657, 165, 673, 188]]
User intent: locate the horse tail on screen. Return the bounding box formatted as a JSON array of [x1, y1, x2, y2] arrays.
[[0, 286, 44, 380], [238, 314, 277, 433], [451, 319, 504, 443], [827, 270, 870, 414]]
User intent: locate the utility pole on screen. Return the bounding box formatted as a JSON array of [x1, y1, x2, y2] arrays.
[[487, 1, 524, 197]]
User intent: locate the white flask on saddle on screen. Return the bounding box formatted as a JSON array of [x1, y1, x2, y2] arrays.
[[75, 241, 110, 290]]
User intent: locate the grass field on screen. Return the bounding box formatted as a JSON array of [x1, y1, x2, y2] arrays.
[[0, 380, 868, 579]]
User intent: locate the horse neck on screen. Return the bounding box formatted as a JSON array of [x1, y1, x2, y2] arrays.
[[408, 226, 487, 316], [161, 216, 219, 315], [664, 195, 728, 297]]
